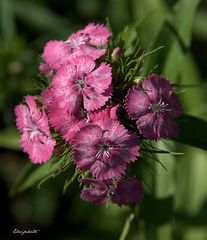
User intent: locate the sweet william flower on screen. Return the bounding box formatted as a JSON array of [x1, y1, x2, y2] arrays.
[[50, 55, 112, 112], [72, 116, 139, 180], [41, 23, 111, 72], [15, 96, 56, 164], [80, 178, 110, 205], [111, 177, 144, 206], [125, 74, 182, 140], [80, 177, 144, 206]]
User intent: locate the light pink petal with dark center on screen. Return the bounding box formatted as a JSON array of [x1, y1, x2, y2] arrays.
[[125, 86, 151, 120]]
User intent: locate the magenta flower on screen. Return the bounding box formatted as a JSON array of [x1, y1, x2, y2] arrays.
[[41, 23, 111, 72], [125, 74, 182, 140], [15, 96, 56, 164], [111, 177, 144, 206], [80, 178, 110, 205], [72, 119, 139, 180], [80, 177, 144, 206], [50, 55, 112, 112]]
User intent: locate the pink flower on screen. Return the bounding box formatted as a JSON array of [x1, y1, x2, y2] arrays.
[[125, 74, 182, 140], [72, 118, 139, 180], [42, 40, 71, 71], [80, 178, 110, 205], [80, 177, 144, 206], [15, 96, 56, 164], [90, 105, 119, 126], [50, 55, 112, 112], [41, 23, 111, 72], [76, 23, 111, 46], [47, 102, 89, 143], [111, 177, 144, 206]]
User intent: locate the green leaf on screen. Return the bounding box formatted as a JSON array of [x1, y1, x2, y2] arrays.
[[175, 114, 207, 151], [0, 0, 16, 45], [9, 150, 72, 196], [143, 0, 201, 81], [12, 0, 70, 37], [0, 127, 20, 150]]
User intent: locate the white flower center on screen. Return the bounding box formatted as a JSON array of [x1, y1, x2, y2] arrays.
[[95, 143, 113, 159], [150, 100, 171, 113]]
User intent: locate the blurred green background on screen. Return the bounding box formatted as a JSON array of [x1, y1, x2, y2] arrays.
[[0, 0, 207, 239]]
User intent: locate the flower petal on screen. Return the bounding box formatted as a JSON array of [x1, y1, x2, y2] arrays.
[[111, 178, 144, 206], [82, 23, 111, 46], [42, 40, 71, 70], [125, 86, 150, 120]]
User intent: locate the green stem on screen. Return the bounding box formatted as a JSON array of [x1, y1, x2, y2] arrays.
[[119, 212, 135, 240]]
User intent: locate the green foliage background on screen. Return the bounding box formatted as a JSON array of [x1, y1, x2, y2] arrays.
[[0, 0, 207, 239]]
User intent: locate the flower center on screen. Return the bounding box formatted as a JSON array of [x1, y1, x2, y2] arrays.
[[28, 125, 40, 141], [150, 100, 171, 113], [95, 143, 113, 159], [76, 77, 86, 90]]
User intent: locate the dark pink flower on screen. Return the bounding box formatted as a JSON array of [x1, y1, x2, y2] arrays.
[[111, 177, 144, 206], [72, 119, 139, 180], [80, 177, 144, 206], [15, 96, 56, 164], [50, 55, 112, 112], [125, 74, 182, 140], [80, 178, 110, 205]]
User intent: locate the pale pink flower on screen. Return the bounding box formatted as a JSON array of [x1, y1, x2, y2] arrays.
[[125, 74, 182, 140], [76, 23, 111, 46], [15, 96, 56, 164], [50, 55, 112, 112], [47, 103, 89, 143], [41, 23, 111, 73]]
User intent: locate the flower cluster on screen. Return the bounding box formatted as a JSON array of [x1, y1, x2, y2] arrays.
[[15, 23, 182, 207]]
